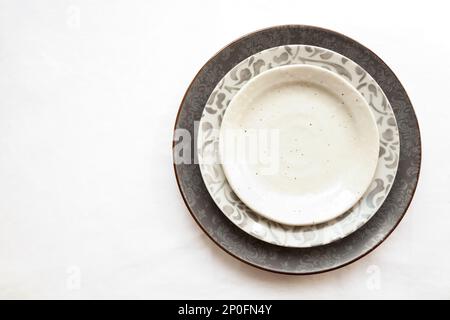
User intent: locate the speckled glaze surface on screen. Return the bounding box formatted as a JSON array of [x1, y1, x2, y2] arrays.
[[173, 25, 421, 274], [197, 45, 399, 247], [218, 64, 380, 226]]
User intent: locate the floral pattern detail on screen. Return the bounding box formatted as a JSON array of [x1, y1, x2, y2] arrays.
[[197, 45, 400, 248]]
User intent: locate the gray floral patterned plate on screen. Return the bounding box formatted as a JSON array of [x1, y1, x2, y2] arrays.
[[197, 45, 399, 247], [173, 25, 420, 274]]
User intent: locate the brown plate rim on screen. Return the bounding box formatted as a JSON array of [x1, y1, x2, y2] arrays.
[[172, 24, 421, 275]]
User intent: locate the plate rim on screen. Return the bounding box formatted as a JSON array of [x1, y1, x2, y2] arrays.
[[172, 24, 422, 275], [196, 44, 401, 248]]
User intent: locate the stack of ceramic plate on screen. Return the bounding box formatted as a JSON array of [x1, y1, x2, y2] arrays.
[[173, 26, 421, 274]]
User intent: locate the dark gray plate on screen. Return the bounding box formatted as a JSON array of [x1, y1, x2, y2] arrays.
[[173, 25, 421, 274]]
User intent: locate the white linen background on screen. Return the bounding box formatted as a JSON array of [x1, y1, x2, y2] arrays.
[[0, 0, 448, 299]]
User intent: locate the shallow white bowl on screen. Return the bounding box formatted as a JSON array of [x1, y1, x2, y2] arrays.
[[219, 64, 379, 226]]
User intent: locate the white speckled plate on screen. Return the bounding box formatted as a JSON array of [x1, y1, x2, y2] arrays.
[[198, 45, 399, 247], [219, 64, 379, 226]]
